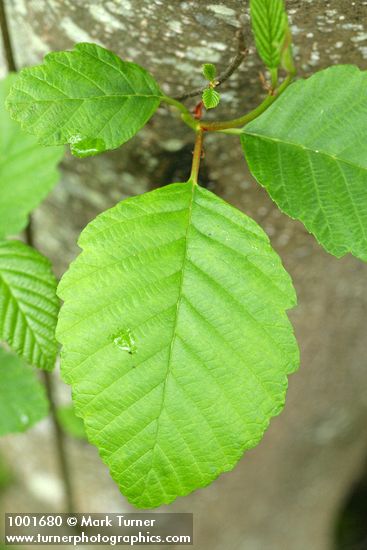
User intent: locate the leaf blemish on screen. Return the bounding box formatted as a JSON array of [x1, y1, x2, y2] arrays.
[[112, 328, 137, 355], [68, 134, 106, 158]]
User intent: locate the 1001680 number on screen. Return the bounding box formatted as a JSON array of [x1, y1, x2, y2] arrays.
[[7, 515, 63, 527]]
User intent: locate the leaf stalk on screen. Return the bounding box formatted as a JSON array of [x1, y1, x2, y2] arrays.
[[161, 96, 200, 131], [189, 129, 204, 184]]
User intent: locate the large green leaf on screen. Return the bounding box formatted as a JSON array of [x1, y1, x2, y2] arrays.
[[6, 43, 162, 158], [250, 0, 288, 69], [0, 74, 63, 238], [0, 347, 48, 436], [242, 65, 367, 261], [0, 240, 59, 370], [57, 181, 299, 508]]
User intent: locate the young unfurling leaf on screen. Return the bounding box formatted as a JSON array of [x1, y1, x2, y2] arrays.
[[250, 0, 288, 70], [202, 63, 217, 82]]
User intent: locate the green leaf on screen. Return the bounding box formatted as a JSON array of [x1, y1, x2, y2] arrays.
[[6, 43, 162, 158], [57, 404, 87, 440], [57, 181, 299, 509], [202, 63, 217, 82], [0, 74, 63, 239], [0, 240, 59, 370], [0, 347, 49, 435], [202, 88, 220, 110], [250, 0, 288, 69], [242, 65, 367, 262]]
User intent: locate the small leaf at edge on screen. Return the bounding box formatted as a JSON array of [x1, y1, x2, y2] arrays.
[[242, 65, 367, 261], [6, 43, 163, 157], [0, 347, 49, 435], [0, 240, 60, 370], [0, 74, 63, 239]]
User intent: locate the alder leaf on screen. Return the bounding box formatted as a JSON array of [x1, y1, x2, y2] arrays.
[[242, 65, 367, 261], [6, 43, 162, 158], [250, 0, 288, 69], [0, 347, 49, 436], [0, 74, 63, 238], [0, 240, 59, 370], [57, 181, 299, 509], [202, 88, 220, 110]]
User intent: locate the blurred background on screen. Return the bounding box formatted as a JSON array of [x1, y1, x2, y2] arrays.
[[1, 1, 367, 549]]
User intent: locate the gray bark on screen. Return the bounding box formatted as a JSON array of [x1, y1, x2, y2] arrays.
[[1, 2, 367, 549]]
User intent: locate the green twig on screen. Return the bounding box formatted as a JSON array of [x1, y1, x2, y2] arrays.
[[189, 130, 204, 184], [200, 74, 294, 132], [163, 74, 294, 134]]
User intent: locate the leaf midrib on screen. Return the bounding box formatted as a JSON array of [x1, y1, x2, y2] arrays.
[[265, 0, 276, 65], [244, 131, 367, 255], [139, 181, 196, 498], [243, 131, 367, 172]]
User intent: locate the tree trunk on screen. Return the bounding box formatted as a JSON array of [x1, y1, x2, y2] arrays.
[[1, 2, 367, 549]]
